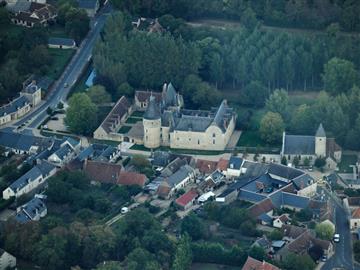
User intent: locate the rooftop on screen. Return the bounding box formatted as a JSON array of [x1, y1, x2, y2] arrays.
[[242, 256, 279, 270], [48, 37, 76, 47], [175, 189, 198, 207]]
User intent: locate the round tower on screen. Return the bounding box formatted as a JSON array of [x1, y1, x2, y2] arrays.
[[143, 95, 161, 149], [315, 123, 326, 157]]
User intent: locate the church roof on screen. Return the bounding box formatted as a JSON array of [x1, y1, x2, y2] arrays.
[[164, 82, 177, 107], [144, 95, 161, 120], [283, 134, 315, 155], [316, 123, 326, 137]]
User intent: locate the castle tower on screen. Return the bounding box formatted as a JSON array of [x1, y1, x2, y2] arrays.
[[315, 123, 326, 157], [143, 95, 161, 149]]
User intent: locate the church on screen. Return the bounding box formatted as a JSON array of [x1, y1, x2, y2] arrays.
[[281, 124, 342, 170], [140, 83, 237, 151]]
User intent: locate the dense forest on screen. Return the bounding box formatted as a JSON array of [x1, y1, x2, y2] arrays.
[[111, 0, 360, 32]]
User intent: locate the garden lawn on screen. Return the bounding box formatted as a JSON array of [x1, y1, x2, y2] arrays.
[[237, 130, 266, 147], [47, 49, 74, 80], [126, 117, 142, 124], [338, 154, 358, 173], [131, 111, 145, 117], [118, 126, 132, 134]]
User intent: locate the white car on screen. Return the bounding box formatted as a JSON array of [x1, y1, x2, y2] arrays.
[[333, 233, 340, 243], [121, 207, 129, 214]]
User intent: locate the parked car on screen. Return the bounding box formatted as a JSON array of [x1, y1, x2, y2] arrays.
[[121, 207, 129, 214], [333, 233, 340, 243]]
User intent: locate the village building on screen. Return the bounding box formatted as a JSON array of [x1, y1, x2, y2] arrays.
[[2, 160, 56, 200], [9, 2, 57, 27], [0, 80, 42, 126], [175, 189, 198, 211], [48, 37, 76, 49], [15, 196, 47, 223], [78, 0, 99, 17], [273, 214, 290, 228], [0, 249, 16, 270], [242, 256, 279, 270], [281, 124, 342, 170]]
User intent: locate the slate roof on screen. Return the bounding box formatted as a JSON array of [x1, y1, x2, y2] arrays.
[[242, 256, 279, 270], [83, 160, 122, 184], [53, 144, 72, 160], [161, 157, 188, 177], [228, 156, 243, 170], [48, 37, 76, 47], [175, 189, 198, 207], [282, 192, 310, 209], [268, 163, 304, 181], [292, 174, 315, 190], [217, 188, 238, 198], [117, 171, 147, 187], [16, 197, 46, 223], [9, 166, 42, 192], [6, 1, 31, 13], [152, 151, 172, 167], [239, 190, 268, 203], [37, 160, 56, 176], [283, 134, 315, 155], [0, 131, 56, 152], [316, 123, 326, 137], [166, 165, 194, 187], [241, 161, 268, 178], [99, 96, 130, 133], [0, 95, 29, 117], [174, 115, 213, 132], [144, 95, 161, 120], [164, 82, 177, 107]]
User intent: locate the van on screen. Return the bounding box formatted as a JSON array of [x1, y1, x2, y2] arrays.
[[121, 207, 129, 214]]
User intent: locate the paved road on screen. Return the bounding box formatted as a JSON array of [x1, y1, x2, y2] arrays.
[[13, 4, 111, 129], [321, 187, 359, 270]]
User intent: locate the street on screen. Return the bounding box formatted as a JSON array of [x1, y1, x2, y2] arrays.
[[321, 187, 359, 270], [12, 4, 112, 130]]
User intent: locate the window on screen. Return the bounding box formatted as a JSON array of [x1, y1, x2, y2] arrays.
[[198, 140, 200, 145], [212, 133, 216, 138], [213, 139, 215, 144]]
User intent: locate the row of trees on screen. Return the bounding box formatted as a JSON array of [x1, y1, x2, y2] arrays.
[[259, 82, 360, 150], [111, 0, 360, 32]]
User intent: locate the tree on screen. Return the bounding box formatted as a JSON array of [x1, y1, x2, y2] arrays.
[[249, 246, 265, 261], [172, 234, 192, 270], [65, 8, 90, 43], [0, 7, 10, 25], [314, 157, 326, 169], [65, 93, 98, 135], [308, 244, 324, 262], [116, 82, 134, 98], [322, 57, 358, 95], [241, 81, 268, 107], [265, 89, 289, 121], [282, 253, 316, 270], [269, 229, 284, 241], [259, 112, 284, 144], [125, 248, 160, 270], [87, 85, 112, 104], [291, 104, 315, 135], [241, 7, 258, 30], [303, 157, 310, 167], [315, 222, 335, 241], [293, 156, 300, 167], [181, 213, 205, 240], [281, 156, 287, 165]]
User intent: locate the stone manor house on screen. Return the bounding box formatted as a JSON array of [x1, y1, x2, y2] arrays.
[[94, 83, 237, 151]]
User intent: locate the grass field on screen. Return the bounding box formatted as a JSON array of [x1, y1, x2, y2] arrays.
[[118, 126, 132, 134], [47, 49, 75, 80], [338, 154, 358, 173], [131, 111, 145, 117], [126, 117, 142, 124], [48, 24, 69, 38]]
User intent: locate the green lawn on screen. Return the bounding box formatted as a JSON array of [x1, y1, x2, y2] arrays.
[[47, 49, 75, 80], [118, 126, 132, 134], [126, 117, 142, 124], [338, 154, 358, 173], [131, 111, 145, 117], [48, 24, 69, 38], [237, 130, 266, 147]]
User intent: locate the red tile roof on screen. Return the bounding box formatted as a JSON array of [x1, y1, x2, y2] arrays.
[[117, 171, 147, 187], [278, 214, 289, 223], [196, 159, 218, 174], [248, 198, 275, 218], [242, 256, 279, 270], [135, 90, 163, 103], [352, 208, 360, 219], [84, 160, 121, 184], [175, 189, 198, 207], [217, 158, 229, 171]]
